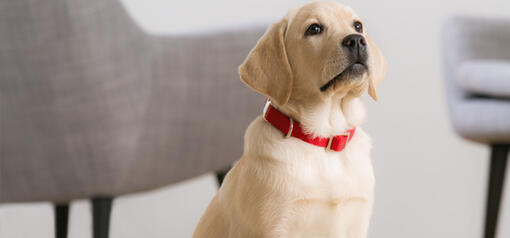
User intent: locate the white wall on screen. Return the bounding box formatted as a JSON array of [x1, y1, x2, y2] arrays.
[[1, 0, 510, 237]]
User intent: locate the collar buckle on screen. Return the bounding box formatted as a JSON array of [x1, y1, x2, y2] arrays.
[[326, 132, 351, 152], [326, 136, 334, 152]]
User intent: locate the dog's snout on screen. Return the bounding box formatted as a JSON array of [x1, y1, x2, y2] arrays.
[[341, 34, 366, 53], [341, 34, 367, 63]]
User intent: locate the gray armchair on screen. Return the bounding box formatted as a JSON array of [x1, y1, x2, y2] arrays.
[[442, 16, 510, 238], [0, 0, 264, 237]]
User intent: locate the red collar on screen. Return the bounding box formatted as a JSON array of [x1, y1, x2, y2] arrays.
[[263, 100, 356, 152]]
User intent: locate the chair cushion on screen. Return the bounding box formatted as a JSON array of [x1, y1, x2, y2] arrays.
[[456, 60, 510, 98]]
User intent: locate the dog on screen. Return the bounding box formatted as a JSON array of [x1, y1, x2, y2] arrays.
[[193, 1, 386, 237]]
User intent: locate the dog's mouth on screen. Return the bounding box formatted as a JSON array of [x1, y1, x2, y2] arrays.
[[320, 62, 367, 92]]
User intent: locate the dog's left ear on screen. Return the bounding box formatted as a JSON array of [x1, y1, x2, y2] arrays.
[[366, 35, 387, 101], [239, 18, 293, 106]]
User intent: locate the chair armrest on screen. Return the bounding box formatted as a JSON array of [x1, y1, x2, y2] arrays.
[[456, 60, 510, 98]]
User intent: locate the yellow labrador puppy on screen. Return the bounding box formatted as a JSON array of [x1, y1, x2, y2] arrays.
[[194, 1, 386, 237]]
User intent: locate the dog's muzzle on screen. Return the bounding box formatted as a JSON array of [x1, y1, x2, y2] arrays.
[[319, 34, 369, 92]]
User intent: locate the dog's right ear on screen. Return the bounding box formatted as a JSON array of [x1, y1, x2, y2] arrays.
[[239, 18, 293, 106]]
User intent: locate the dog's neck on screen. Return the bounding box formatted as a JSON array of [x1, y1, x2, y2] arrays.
[[278, 94, 365, 138]]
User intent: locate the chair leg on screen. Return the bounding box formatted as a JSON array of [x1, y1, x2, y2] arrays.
[[92, 197, 113, 238], [484, 144, 509, 238], [54, 203, 70, 238], [215, 166, 232, 187]]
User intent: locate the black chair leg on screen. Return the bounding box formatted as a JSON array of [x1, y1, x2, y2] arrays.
[[92, 197, 113, 238], [484, 144, 509, 238], [215, 166, 232, 187], [54, 203, 70, 238]]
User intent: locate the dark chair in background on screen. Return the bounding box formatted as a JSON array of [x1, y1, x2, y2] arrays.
[[0, 0, 264, 237], [442, 16, 510, 238]]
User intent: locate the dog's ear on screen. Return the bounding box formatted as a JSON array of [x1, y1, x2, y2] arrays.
[[239, 18, 293, 106], [366, 35, 386, 101]]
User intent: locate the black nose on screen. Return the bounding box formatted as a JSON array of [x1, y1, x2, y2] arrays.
[[341, 34, 367, 55]]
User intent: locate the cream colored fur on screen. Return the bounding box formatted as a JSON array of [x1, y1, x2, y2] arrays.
[[193, 1, 386, 237]]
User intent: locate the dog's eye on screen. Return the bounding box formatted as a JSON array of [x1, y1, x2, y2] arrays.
[[305, 23, 323, 36], [353, 21, 363, 33]]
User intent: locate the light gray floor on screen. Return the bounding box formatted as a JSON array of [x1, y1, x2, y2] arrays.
[[2, 0, 510, 237]]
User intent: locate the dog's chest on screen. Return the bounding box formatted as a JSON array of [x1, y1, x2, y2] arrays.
[[282, 140, 374, 200], [280, 141, 375, 236]]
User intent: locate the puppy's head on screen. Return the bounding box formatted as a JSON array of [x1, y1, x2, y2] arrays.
[[239, 1, 386, 107]]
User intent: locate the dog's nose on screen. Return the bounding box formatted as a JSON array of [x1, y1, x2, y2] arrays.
[[341, 34, 366, 53]]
